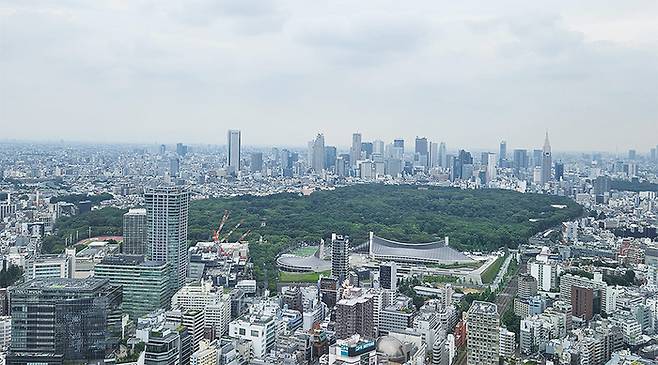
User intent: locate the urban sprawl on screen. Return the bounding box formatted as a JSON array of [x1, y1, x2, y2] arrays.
[[0, 132, 657, 365]]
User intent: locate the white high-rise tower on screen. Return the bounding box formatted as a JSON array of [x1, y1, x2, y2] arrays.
[[227, 129, 241, 176], [311, 133, 325, 172], [350, 133, 362, 168], [145, 185, 190, 298]]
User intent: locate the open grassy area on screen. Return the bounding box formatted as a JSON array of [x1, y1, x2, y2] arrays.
[[291, 246, 319, 256], [423, 275, 459, 284], [279, 270, 331, 283], [481, 253, 508, 284], [426, 261, 483, 269]]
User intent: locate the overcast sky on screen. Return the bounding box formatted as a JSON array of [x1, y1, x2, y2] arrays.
[[1, 1, 657, 152]]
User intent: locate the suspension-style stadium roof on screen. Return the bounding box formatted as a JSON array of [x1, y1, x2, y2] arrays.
[[369, 234, 474, 264], [277, 245, 331, 273]]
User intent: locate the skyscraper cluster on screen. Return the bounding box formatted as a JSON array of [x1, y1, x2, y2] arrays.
[[219, 128, 573, 189]]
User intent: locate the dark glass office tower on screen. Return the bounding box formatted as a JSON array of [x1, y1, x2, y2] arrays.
[[8, 277, 122, 362]]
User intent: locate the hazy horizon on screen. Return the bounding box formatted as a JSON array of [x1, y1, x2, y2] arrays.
[[0, 136, 652, 156], [1, 1, 657, 151]]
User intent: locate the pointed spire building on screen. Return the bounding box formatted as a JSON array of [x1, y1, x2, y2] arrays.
[[541, 132, 552, 184]]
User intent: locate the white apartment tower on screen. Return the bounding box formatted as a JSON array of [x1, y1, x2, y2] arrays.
[[467, 301, 500, 365], [227, 129, 241, 175], [145, 185, 190, 297], [331, 234, 350, 284]]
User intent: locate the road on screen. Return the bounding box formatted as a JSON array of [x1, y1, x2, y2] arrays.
[[455, 258, 521, 365], [496, 254, 528, 315], [495, 269, 518, 315]]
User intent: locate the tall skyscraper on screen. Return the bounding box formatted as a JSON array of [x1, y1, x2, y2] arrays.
[[8, 278, 122, 362], [350, 133, 362, 167], [227, 129, 241, 175], [415, 137, 428, 156], [628, 149, 637, 160], [176, 143, 188, 157], [532, 149, 542, 167], [541, 132, 552, 184], [415, 137, 429, 168], [379, 262, 397, 291], [336, 154, 350, 177], [554, 161, 564, 181], [429, 142, 439, 168], [145, 186, 190, 296], [486, 153, 497, 183], [466, 301, 500, 365], [361, 142, 373, 159], [499, 140, 507, 166], [331, 234, 349, 284], [170, 157, 180, 178], [324, 146, 337, 171], [123, 208, 147, 255], [372, 140, 385, 155], [250, 152, 263, 173], [438, 142, 447, 167], [513, 149, 528, 173], [311, 133, 325, 172], [452, 150, 473, 181]]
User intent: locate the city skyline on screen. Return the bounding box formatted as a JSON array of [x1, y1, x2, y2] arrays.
[[1, 1, 657, 151], [0, 131, 655, 155], [2, 1, 658, 364]]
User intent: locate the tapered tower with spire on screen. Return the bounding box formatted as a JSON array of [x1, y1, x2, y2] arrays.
[[541, 131, 552, 184]]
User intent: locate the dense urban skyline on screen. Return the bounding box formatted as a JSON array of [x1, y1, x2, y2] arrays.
[[0, 132, 654, 156], [1, 1, 658, 364], [1, 1, 657, 150]]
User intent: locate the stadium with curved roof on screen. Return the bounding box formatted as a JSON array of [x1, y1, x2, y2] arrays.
[[368, 232, 475, 265], [276, 244, 331, 273]]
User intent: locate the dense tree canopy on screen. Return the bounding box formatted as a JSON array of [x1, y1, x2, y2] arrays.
[[0, 265, 24, 288], [611, 179, 658, 192], [191, 185, 581, 290], [49, 184, 582, 290], [189, 184, 582, 251]]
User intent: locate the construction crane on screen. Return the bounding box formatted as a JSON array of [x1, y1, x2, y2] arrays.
[[217, 211, 230, 236], [236, 230, 251, 242], [212, 210, 230, 242], [213, 210, 231, 258], [212, 210, 229, 242], [220, 220, 243, 243]]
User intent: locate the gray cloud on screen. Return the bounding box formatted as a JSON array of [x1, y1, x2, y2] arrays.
[[166, 0, 287, 34], [0, 0, 657, 151]]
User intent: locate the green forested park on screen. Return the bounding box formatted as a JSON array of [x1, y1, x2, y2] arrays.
[[610, 179, 658, 192], [48, 184, 582, 290], [42, 207, 125, 254]]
